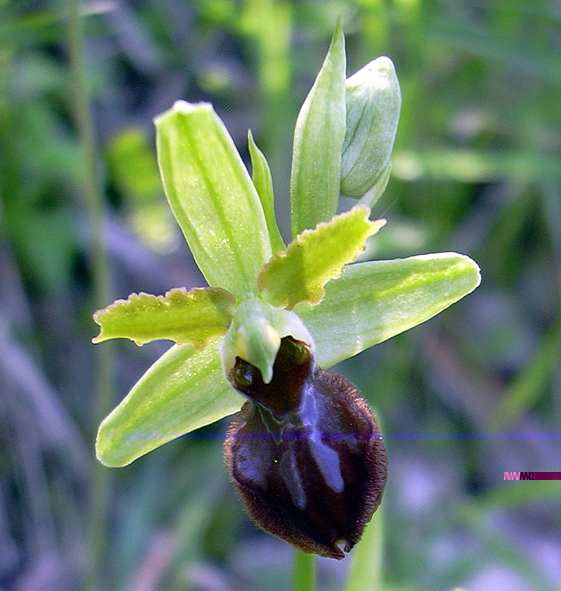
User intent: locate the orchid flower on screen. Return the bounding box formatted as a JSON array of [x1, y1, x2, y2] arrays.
[[93, 24, 480, 558]]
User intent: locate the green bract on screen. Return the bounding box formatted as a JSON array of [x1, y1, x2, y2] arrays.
[[290, 20, 346, 237], [94, 28, 481, 468]]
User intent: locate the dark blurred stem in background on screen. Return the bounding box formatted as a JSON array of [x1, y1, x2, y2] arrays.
[[67, 1, 114, 589]]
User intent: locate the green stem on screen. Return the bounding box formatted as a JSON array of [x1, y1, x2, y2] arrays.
[[293, 550, 316, 591], [67, 2, 114, 590], [345, 503, 384, 591]]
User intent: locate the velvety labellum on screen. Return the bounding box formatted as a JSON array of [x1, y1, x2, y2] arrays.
[[224, 337, 387, 559]]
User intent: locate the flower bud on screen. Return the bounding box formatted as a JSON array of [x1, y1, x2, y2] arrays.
[[224, 336, 387, 559], [340, 57, 401, 200]]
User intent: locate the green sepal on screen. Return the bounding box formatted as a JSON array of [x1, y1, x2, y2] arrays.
[[248, 130, 285, 253], [258, 205, 385, 310], [93, 287, 235, 348], [294, 253, 481, 368], [96, 337, 243, 467], [290, 20, 346, 237], [154, 101, 272, 300], [220, 297, 315, 384]]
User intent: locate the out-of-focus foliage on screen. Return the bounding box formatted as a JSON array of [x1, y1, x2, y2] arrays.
[[1, 1, 560, 590]]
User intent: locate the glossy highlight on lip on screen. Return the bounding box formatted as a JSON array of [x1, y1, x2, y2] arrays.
[[224, 336, 387, 559]]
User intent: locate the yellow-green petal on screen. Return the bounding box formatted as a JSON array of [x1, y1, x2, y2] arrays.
[[258, 205, 385, 310], [93, 287, 235, 347]]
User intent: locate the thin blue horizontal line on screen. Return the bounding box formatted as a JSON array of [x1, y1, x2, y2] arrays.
[[177, 431, 561, 442], [383, 432, 561, 441]]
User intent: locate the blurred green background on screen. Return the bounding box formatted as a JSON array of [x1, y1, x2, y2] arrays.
[[1, 1, 561, 590]]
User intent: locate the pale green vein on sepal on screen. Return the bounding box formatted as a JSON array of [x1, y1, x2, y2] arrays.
[[290, 20, 346, 238], [155, 102, 272, 300], [258, 206, 385, 310], [93, 287, 235, 347], [248, 130, 285, 253], [96, 337, 243, 467], [294, 253, 481, 368]]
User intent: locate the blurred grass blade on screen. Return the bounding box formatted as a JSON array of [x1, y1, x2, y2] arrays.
[[393, 149, 561, 182], [290, 20, 346, 237], [259, 206, 384, 309], [488, 318, 561, 430], [155, 102, 272, 300], [93, 287, 235, 347], [294, 253, 481, 368], [428, 16, 561, 85], [345, 501, 384, 591], [460, 480, 561, 514], [96, 337, 242, 467], [248, 130, 285, 253]]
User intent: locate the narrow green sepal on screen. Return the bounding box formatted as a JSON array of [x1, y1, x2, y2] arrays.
[[258, 206, 385, 310], [248, 130, 285, 253], [96, 337, 243, 467], [93, 287, 235, 348], [290, 20, 346, 237], [154, 101, 272, 300], [294, 253, 481, 368]]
